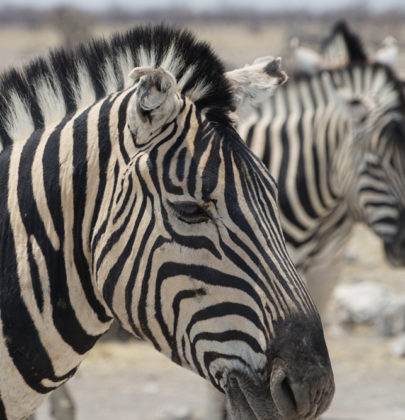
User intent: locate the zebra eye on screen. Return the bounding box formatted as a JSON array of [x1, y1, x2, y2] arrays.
[[169, 201, 210, 224]]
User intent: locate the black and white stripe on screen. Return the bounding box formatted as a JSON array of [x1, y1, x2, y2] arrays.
[[0, 25, 333, 420], [237, 62, 405, 313]]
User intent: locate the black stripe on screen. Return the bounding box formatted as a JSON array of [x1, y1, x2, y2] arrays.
[[176, 147, 187, 182], [192, 330, 262, 354], [262, 124, 271, 168], [91, 162, 120, 259], [245, 124, 255, 148], [241, 167, 313, 312], [16, 122, 99, 355], [162, 106, 193, 195], [72, 109, 112, 323], [133, 236, 168, 348], [278, 121, 306, 231], [113, 177, 134, 224], [117, 91, 135, 164], [171, 288, 207, 364], [27, 237, 44, 313], [0, 147, 57, 393], [0, 395, 6, 419], [90, 97, 114, 247], [201, 131, 221, 201], [96, 189, 137, 274], [296, 117, 317, 219], [223, 141, 302, 313]]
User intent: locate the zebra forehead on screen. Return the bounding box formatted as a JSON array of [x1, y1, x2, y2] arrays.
[[0, 24, 234, 146]]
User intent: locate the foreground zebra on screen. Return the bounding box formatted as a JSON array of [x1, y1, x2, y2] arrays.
[[0, 25, 334, 420]]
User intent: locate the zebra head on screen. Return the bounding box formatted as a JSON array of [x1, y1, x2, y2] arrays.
[[330, 64, 405, 267], [0, 25, 333, 419], [91, 28, 333, 420]]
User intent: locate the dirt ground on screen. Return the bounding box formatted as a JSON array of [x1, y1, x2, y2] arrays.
[[1, 19, 404, 420]]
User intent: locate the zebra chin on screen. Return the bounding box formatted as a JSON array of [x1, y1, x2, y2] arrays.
[[214, 318, 335, 420]]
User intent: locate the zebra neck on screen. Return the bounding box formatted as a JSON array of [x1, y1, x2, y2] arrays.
[[0, 99, 117, 418]]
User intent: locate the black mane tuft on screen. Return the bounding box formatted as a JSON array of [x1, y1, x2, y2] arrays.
[[0, 24, 235, 147], [321, 20, 367, 63]]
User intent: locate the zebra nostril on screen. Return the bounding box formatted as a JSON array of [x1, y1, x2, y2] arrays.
[[280, 377, 297, 410], [270, 366, 298, 416]]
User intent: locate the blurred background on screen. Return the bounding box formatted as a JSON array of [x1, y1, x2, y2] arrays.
[[1, 0, 404, 419], [1, 0, 405, 72]]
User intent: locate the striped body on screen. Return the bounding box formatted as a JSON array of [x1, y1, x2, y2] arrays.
[[238, 63, 405, 312], [0, 26, 334, 420]]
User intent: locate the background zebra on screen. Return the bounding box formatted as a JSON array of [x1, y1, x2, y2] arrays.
[[320, 21, 399, 71], [0, 25, 335, 420], [237, 60, 405, 315]]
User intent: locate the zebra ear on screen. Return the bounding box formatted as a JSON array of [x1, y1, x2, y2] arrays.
[[127, 67, 181, 147], [226, 56, 288, 118]]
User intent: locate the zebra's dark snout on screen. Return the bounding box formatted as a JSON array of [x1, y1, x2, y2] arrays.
[[269, 366, 298, 416], [267, 317, 335, 419], [269, 357, 334, 419], [225, 317, 334, 420]]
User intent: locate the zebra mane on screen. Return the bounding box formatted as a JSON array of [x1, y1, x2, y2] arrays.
[[321, 20, 367, 63], [0, 25, 234, 147]]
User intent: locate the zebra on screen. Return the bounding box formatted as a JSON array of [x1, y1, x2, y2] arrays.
[[320, 21, 405, 88], [320, 21, 368, 72], [237, 61, 405, 316], [0, 25, 334, 420]]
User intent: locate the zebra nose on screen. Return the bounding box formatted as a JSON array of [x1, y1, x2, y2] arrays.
[[270, 358, 334, 418], [270, 366, 299, 416]]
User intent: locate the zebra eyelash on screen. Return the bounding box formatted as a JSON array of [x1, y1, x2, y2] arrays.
[[168, 200, 211, 224]]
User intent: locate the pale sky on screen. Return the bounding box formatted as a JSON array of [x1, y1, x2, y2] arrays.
[[1, 0, 404, 12]]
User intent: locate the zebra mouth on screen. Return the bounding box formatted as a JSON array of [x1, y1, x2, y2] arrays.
[[223, 366, 332, 420], [224, 371, 281, 420]]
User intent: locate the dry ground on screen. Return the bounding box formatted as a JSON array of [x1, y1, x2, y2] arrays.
[[1, 19, 404, 420]]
